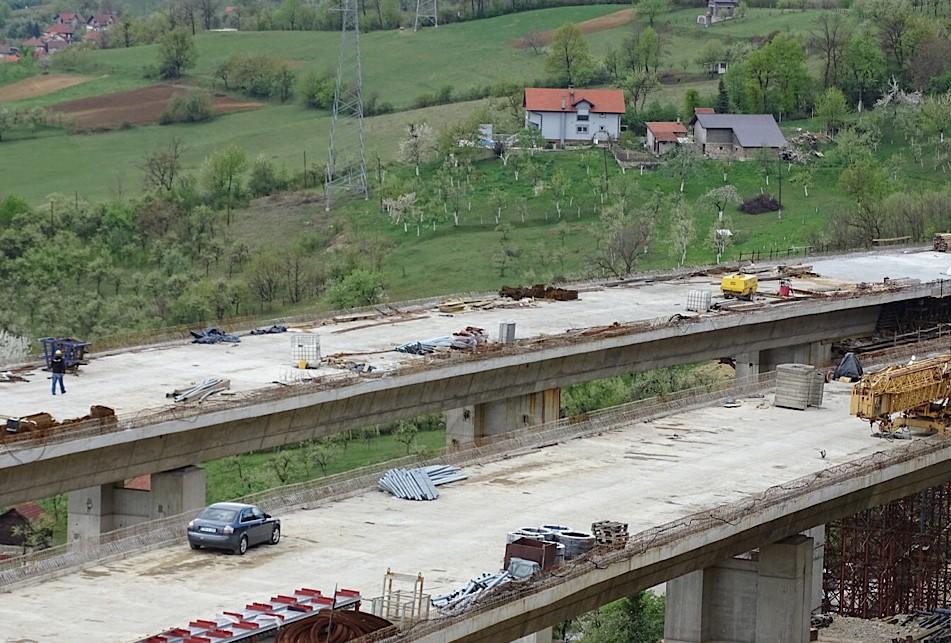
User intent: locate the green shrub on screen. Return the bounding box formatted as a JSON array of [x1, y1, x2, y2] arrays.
[[160, 90, 215, 125], [324, 269, 385, 309]]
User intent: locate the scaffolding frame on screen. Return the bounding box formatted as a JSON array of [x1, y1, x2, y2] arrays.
[[824, 482, 951, 618]]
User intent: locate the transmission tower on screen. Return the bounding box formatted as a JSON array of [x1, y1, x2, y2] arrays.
[[325, 0, 368, 210], [414, 0, 437, 31]]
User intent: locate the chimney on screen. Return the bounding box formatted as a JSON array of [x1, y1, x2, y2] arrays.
[[568, 85, 575, 103], [561, 98, 566, 111]]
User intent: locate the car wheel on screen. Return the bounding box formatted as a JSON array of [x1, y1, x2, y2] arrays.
[[189, 542, 201, 550], [235, 534, 248, 556], [269, 526, 281, 545]]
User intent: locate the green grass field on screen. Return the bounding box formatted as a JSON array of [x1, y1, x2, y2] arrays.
[[0, 99, 485, 202]]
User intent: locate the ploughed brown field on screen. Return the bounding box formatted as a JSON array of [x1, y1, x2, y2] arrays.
[[50, 84, 261, 129]]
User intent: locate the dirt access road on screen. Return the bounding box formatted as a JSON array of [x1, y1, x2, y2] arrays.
[[514, 7, 634, 48]]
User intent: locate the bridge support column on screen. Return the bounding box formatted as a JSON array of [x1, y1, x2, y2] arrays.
[[760, 341, 832, 372], [735, 350, 760, 380], [446, 389, 560, 449], [665, 534, 815, 643], [68, 465, 206, 546], [511, 626, 552, 643]]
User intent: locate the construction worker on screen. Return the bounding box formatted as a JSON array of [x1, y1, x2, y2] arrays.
[[50, 349, 66, 395]]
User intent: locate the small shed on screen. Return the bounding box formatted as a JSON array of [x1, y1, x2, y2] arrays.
[[645, 121, 688, 155]]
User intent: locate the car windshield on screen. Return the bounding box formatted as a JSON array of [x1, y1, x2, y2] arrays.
[[198, 507, 237, 522]]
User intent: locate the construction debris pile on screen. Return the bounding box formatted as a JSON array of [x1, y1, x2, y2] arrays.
[[3, 405, 115, 441], [774, 363, 824, 410], [378, 465, 466, 500], [904, 608, 951, 642], [433, 521, 608, 613], [0, 370, 28, 383], [431, 571, 513, 611], [395, 327, 487, 355], [166, 378, 231, 403], [499, 284, 579, 301], [249, 324, 288, 335], [190, 328, 241, 345]]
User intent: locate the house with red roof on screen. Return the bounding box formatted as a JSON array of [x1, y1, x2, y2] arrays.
[[83, 30, 103, 46], [54, 11, 83, 28], [87, 12, 118, 31], [645, 121, 688, 155], [523, 87, 625, 146], [45, 23, 75, 43]]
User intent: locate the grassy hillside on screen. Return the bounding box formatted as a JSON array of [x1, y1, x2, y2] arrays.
[[0, 99, 484, 202]]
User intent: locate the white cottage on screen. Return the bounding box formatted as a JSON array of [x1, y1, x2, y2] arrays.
[[524, 87, 625, 147]]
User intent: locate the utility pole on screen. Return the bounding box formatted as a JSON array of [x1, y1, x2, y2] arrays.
[[325, 0, 368, 211], [414, 0, 437, 31]]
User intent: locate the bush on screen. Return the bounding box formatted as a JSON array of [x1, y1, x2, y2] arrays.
[[215, 54, 294, 101], [324, 269, 385, 309], [160, 90, 215, 125], [739, 193, 781, 214], [248, 155, 289, 197], [297, 70, 336, 109]]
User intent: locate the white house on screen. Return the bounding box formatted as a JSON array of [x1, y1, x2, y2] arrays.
[[524, 87, 625, 147]]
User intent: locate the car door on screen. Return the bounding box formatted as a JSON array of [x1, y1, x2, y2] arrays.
[[249, 506, 270, 544], [237, 508, 259, 544]]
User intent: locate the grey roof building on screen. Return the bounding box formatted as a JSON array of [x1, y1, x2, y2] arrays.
[[691, 113, 786, 160]]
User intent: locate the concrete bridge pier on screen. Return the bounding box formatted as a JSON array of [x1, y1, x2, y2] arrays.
[[512, 627, 553, 643], [68, 466, 206, 547], [664, 534, 816, 643], [446, 389, 561, 449], [736, 341, 833, 380]]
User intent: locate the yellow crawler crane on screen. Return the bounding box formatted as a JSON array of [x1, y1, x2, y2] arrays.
[[850, 354, 951, 432]]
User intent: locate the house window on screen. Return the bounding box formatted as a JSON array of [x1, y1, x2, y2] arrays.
[[577, 125, 588, 134], [576, 114, 589, 122]]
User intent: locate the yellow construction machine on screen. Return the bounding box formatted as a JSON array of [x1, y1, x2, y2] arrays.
[[720, 273, 758, 301], [850, 354, 951, 432]]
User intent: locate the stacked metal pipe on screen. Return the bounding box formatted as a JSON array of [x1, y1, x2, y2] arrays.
[[378, 465, 466, 501]]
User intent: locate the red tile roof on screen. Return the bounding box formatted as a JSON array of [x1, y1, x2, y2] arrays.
[[646, 121, 687, 142], [694, 107, 715, 115], [46, 23, 74, 35], [524, 87, 625, 114], [57, 12, 81, 21], [0, 54, 18, 63], [84, 30, 103, 42], [15, 502, 45, 522], [22, 37, 43, 47]]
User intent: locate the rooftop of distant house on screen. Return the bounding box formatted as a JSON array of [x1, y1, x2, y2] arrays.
[[646, 121, 688, 142], [523, 87, 626, 114]]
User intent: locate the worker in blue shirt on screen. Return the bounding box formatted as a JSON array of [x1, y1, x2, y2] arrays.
[[50, 349, 66, 395]]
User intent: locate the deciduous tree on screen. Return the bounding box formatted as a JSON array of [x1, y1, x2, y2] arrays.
[[545, 24, 593, 86], [157, 29, 197, 79]]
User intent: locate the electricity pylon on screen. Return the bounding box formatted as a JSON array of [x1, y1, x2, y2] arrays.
[[414, 0, 437, 31], [325, 0, 367, 210]]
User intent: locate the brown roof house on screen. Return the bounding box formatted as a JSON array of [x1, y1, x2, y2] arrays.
[[645, 121, 688, 155]]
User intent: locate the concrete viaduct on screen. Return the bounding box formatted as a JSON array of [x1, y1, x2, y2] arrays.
[[2, 253, 950, 547]]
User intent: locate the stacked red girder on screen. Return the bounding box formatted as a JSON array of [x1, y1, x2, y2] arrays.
[[824, 482, 951, 618]]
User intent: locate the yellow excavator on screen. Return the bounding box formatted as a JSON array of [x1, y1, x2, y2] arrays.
[[850, 354, 951, 432]]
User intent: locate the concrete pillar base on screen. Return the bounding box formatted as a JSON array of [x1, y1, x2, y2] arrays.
[[68, 465, 206, 546], [665, 534, 816, 643], [735, 350, 760, 380], [447, 389, 560, 449], [760, 341, 832, 372], [511, 627, 552, 643]]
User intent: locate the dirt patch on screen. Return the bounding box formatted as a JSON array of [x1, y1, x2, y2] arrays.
[[0, 73, 94, 102], [49, 84, 261, 130], [513, 8, 634, 48]]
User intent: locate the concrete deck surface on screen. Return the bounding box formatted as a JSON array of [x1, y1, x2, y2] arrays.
[[0, 382, 911, 643], [3, 249, 951, 422]]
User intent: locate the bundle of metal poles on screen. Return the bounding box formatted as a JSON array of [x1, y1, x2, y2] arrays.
[[378, 465, 466, 500]]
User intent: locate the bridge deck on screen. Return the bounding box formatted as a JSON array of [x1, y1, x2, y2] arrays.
[[3, 249, 949, 422], [0, 383, 912, 642]]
